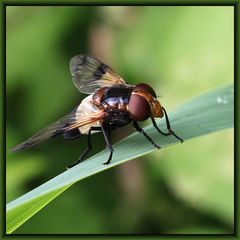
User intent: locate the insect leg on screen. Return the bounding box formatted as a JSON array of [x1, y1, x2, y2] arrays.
[[133, 121, 160, 149], [67, 127, 94, 169], [151, 107, 183, 143], [101, 126, 113, 165]]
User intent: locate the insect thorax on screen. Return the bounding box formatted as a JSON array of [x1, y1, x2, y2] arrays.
[[102, 109, 132, 130], [93, 85, 134, 110]]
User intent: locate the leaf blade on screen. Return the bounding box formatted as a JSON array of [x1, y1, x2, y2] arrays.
[[6, 85, 233, 233]]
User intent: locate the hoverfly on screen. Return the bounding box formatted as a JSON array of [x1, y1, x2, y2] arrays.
[[11, 55, 183, 168]]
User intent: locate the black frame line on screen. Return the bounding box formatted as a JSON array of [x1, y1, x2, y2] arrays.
[[1, 1, 238, 237]]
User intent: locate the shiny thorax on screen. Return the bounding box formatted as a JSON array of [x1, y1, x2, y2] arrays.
[[92, 85, 133, 129]]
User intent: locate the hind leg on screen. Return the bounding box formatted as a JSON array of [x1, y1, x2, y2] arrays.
[[67, 127, 95, 169]]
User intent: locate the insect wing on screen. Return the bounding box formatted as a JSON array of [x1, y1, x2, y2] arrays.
[[70, 55, 126, 94], [11, 109, 105, 152], [11, 109, 78, 152], [63, 111, 105, 132]]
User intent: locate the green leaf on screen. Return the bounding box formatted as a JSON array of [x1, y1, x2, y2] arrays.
[[6, 85, 233, 233]]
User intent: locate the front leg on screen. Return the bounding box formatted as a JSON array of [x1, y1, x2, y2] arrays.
[[151, 107, 183, 143], [133, 121, 160, 149], [101, 126, 114, 165]]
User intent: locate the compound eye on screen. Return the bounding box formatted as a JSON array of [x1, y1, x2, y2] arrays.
[[128, 94, 151, 121], [134, 83, 157, 98]]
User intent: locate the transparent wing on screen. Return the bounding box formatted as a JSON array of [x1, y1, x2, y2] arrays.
[[63, 111, 105, 132], [11, 109, 78, 152], [70, 55, 126, 94], [11, 110, 105, 152]]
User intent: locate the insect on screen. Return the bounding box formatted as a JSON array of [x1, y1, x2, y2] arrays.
[[11, 55, 183, 168]]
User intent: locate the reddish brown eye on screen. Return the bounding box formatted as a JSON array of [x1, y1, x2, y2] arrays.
[[134, 83, 156, 98], [128, 94, 151, 121]]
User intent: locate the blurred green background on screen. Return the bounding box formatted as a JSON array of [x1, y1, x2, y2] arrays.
[[6, 6, 234, 234]]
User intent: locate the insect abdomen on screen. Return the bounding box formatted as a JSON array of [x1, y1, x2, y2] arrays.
[[63, 129, 81, 140]]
